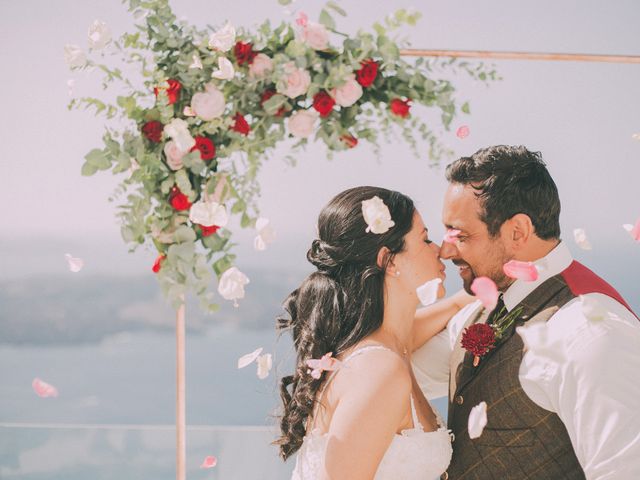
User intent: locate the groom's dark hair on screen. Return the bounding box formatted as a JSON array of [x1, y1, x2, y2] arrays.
[[445, 145, 561, 239]]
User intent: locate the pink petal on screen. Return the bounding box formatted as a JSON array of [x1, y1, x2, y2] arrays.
[[503, 260, 539, 282], [443, 229, 461, 244], [623, 218, 640, 241], [32, 378, 58, 398], [456, 125, 470, 139], [310, 368, 322, 379], [470, 277, 499, 310], [200, 455, 217, 469], [296, 11, 308, 27], [64, 253, 84, 273]]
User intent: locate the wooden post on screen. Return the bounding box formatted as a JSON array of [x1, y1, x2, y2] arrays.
[[399, 48, 640, 64], [176, 295, 186, 480]]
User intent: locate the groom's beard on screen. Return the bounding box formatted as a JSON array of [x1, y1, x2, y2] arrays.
[[454, 254, 513, 294]]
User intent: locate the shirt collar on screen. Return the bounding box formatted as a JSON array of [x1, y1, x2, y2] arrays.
[[502, 240, 573, 312]]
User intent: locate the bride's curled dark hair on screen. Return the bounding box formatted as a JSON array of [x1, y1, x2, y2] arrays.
[[275, 186, 415, 460]]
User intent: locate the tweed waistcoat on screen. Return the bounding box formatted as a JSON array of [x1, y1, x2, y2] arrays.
[[443, 261, 636, 480]]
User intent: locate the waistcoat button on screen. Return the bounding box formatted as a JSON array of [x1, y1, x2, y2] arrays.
[[441, 472, 449, 480], [455, 395, 464, 405]]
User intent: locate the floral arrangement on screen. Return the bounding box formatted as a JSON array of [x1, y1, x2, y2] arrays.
[[65, 0, 497, 311]]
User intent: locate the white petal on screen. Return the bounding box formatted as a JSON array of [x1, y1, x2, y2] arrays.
[[256, 354, 273, 379], [573, 228, 592, 250], [237, 347, 263, 369], [468, 401, 488, 439], [254, 235, 267, 251], [416, 278, 442, 307], [211, 57, 235, 80], [189, 54, 203, 70], [64, 253, 84, 273], [623, 224, 634, 232]]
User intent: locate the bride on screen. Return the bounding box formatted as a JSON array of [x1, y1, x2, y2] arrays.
[[276, 186, 474, 479]]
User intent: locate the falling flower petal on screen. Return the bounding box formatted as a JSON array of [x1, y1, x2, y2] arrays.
[[573, 228, 592, 250], [306, 352, 342, 379], [416, 278, 442, 307], [456, 125, 470, 139], [238, 347, 263, 369], [503, 260, 539, 282], [468, 401, 487, 439], [218, 267, 250, 306], [211, 56, 235, 80], [200, 455, 217, 469], [189, 54, 203, 70], [443, 228, 461, 244], [622, 218, 640, 241], [580, 295, 608, 322], [254, 217, 276, 251], [470, 277, 499, 310], [64, 253, 84, 273], [257, 354, 273, 379], [32, 378, 58, 398], [632, 133, 640, 141]]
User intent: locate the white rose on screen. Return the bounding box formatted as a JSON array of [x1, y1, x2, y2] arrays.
[[163, 118, 195, 152], [208, 22, 236, 52], [211, 56, 235, 80], [64, 44, 87, 69], [278, 62, 311, 99], [191, 84, 226, 121], [87, 20, 112, 50], [287, 110, 317, 138], [163, 141, 187, 171], [218, 266, 250, 306], [254, 217, 276, 251], [248, 53, 273, 78], [331, 74, 363, 107], [361, 196, 395, 234], [300, 22, 329, 50], [189, 200, 229, 227]]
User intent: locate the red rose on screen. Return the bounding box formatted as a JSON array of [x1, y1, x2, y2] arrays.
[[356, 59, 378, 88], [199, 224, 220, 237], [169, 186, 192, 211], [152, 254, 166, 273], [340, 134, 358, 148], [390, 98, 411, 118], [312, 91, 336, 118], [190, 136, 215, 161], [234, 41, 257, 66], [230, 113, 250, 135], [142, 121, 163, 143], [261, 89, 286, 117], [461, 323, 496, 359], [154, 79, 182, 105]]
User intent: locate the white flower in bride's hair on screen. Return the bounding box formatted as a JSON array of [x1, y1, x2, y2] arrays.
[[208, 22, 236, 52], [87, 20, 112, 50], [189, 200, 228, 227], [64, 44, 87, 69], [218, 266, 249, 306], [468, 401, 488, 439], [361, 196, 395, 234]]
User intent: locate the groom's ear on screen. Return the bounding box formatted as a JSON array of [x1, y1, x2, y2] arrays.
[[508, 213, 534, 247]]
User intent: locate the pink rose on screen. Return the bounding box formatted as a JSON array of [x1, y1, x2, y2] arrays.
[[163, 141, 186, 170], [248, 53, 273, 78], [278, 62, 311, 99], [300, 22, 329, 50], [331, 74, 363, 107], [191, 84, 226, 121], [287, 110, 317, 138]]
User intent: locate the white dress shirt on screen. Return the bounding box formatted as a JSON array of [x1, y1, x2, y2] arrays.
[[412, 241, 640, 479]]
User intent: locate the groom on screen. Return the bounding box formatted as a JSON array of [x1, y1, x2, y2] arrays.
[[413, 145, 640, 479]]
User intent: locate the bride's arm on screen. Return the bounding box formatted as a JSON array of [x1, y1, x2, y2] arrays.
[[320, 350, 411, 480], [412, 289, 475, 351]]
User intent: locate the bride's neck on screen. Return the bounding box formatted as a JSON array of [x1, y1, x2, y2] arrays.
[[375, 294, 416, 356]]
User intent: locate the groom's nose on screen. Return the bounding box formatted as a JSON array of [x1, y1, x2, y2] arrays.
[[439, 240, 457, 260]]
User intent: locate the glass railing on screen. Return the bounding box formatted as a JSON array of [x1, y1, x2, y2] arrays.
[[0, 423, 294, 479]]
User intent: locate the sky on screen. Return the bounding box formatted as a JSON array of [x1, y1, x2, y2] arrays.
[[0, 0, 639, 299]]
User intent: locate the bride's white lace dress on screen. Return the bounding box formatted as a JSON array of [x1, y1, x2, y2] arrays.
[[291, 345, 453, 479]]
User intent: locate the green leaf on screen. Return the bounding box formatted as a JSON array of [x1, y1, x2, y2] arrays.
[[277, 0, 292, 4], [319, 9, 336, 30], [231, 199, 246, 214], [461, 102, 470, 114], [81, 161, 98, 176], [262, 94, 286, 115], [174, 226, 196, 243], [240, 212, 251, 228], [326, 1, 347, 16]]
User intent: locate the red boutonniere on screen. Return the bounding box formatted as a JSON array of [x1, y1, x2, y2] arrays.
[[461, 306, 524, 366]]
